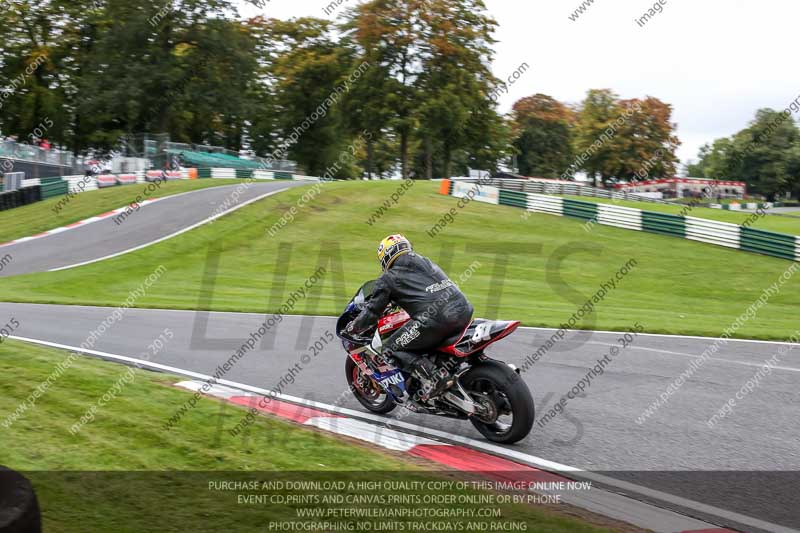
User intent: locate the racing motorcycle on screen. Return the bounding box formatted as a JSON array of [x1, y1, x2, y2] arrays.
[[336, 280, 534, 444]]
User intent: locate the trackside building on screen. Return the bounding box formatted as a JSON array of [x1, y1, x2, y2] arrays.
[[613, 177, 746, 200]]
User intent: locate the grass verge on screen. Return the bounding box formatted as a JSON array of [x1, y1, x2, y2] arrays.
[[0, 339, 619, 532], [0, 179, 248, 243], [1, 181, 798, 339]]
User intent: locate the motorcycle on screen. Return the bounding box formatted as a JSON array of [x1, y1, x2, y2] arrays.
[[336, 280, 535, 444]]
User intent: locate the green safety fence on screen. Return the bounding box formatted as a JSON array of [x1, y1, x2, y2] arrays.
[[197, 168, 213, 179], [740, 227, 796, 261], [562, 198, 598, 221], [40, 180, 69, 199], [641, 211, 686, 238], [274, 171, 293, 180], [235, 169, 254, 179], [444, 181, 799, 263], [498, 189, 527, 209]]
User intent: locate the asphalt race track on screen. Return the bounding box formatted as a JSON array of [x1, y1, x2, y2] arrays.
[[0, 181, 306, 277], [4, 303, 799, 532]]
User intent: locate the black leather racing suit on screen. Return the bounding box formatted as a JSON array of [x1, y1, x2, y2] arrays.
[[349, 252, 474, 372]]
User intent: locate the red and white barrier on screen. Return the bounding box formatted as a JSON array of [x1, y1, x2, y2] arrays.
[[146, 170, 183, 182], [117, 174, 137, 185], [96, 175, 117, 188]]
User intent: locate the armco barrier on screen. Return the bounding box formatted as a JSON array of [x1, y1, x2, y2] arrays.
[[439, 179, 799, 262]]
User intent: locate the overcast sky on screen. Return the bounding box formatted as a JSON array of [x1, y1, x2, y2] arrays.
[[235, 0, 800, 166]]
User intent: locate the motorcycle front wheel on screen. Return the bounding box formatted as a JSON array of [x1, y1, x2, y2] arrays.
[[462, 362, 534, 444], [345, 357, 397, 414]]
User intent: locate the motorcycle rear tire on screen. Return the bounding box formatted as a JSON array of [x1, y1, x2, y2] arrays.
[[462, 362, 534, 444]]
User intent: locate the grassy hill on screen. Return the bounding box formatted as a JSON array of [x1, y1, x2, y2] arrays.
[[0, 181, 797, 340]]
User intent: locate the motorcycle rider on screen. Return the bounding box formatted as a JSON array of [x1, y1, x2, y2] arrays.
[[346, 234, 474, 400]]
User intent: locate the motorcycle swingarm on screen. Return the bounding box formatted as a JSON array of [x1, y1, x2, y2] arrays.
[[441, 377, 482, 417]]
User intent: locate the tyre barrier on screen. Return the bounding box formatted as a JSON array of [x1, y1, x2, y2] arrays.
[[96, 174, 138, 187], [440, 179, 800, 263], [200, 168, 297, 180], [0, 186, 42, 212], [145, 171, 182, 182], [710, 201, 781, 210], [96, 175, 117, 188], [0, 467, 41, 533]]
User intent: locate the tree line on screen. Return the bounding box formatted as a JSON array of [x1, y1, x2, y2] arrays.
[[687, 107, 800, 200], [0, 0, 683, 182]]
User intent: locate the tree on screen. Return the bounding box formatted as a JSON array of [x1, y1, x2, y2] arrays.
[[339, 9, 397, 179], [728, 109, 800, 199], [612, 96, 680, 181], [573, 90, 680, 186], [264, 17, 354, 177], [343, 0, 427, 179], [413, 0, 500, 179], [77, 0, 251, 151], [573, 89, 621, 185], [511, 94, 574, 178], [0, 0, 85, 149], [686, 138, 733, 179], [690, 109, 800, 199]]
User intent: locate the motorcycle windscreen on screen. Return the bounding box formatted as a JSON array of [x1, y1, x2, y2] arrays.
[[353, 279, 377, 306], [336, 279, 380, 343]]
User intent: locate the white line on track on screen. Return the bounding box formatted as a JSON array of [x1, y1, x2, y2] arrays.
[[10, 304, 797, 347], [7, 334, 796, 533], [49, 185, 296, 272], [589, 341, 800, 372], [518, 325, 800, 346]]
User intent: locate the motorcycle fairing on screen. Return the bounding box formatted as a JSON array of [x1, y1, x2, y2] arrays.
[[378, 309, 411, 335], [439, 319, 521, 357], [349, 352, 408, 402]]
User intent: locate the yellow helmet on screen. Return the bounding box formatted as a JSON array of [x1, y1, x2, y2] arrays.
[[377, 234, 412, 271]]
